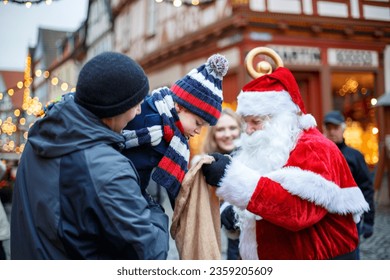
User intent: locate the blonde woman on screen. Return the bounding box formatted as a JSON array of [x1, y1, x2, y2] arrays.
[[201, 108, 242, 260]]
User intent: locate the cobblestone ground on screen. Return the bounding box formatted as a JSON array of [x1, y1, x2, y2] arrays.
[[360, 204, 390, 260], [360, 184, 390, 260]]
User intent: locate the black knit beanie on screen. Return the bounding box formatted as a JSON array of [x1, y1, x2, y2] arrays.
[[75, 52, 149, 118]]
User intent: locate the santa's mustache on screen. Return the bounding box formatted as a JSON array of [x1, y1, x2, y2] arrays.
[[236, 115, 301, 173]]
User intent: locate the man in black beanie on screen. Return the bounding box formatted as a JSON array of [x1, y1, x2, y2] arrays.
[[11, 52, 169, 259]]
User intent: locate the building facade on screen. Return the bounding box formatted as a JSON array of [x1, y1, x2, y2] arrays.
[[111, 0, 390, 165], [85, 0, 114, 61], [2, 0, 389, 170]]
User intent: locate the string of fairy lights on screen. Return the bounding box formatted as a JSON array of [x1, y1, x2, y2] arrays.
[[1, 0, 62, 153], [155, 0, 214, 8], [0, 55, 75, 154], [2, 0, 214, 8], [1, 0, 71, 151], [1, 0, 60, 8]]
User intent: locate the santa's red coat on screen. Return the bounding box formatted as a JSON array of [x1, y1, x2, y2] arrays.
[[218, 128, 369, 260]]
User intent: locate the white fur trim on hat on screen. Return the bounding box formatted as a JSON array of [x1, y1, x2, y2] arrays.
[[237, 89, 317, 130], [237, 90, 298, 117], [298, 114, 317, 130]]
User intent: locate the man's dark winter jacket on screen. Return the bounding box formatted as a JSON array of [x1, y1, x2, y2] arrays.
[[11, 94, 169, 259], [336, 141, 375, 227]]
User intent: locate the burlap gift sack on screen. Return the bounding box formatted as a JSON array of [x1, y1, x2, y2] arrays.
[[170, 156, 221, 260]]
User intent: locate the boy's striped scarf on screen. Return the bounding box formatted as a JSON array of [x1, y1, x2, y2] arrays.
[[123, 87, 190, 198]]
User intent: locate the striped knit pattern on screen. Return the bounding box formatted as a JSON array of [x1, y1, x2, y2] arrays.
[[171, 81, 222, 126], [123, 88, 190, 198], [170, 53, 228, 126], [152, 88, 190, 197], [123, 126, 163, 148]]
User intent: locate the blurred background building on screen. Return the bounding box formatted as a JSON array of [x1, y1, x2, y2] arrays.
[[1, 0, 390, 190]]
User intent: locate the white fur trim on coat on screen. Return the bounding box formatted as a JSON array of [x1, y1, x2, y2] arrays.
[[217, 160, 261, 209], [237, 210, 258, 260], [218, 161, 369, 260], [265, 167, 370, 222]]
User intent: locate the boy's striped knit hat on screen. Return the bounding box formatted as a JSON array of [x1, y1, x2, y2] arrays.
[[170, 54, 229, 125]]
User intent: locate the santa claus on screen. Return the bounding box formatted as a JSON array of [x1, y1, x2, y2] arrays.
[[202, 67, 370, 260]]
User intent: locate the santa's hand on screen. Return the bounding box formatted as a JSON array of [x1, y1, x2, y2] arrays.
[[201, 153, 231, 187]]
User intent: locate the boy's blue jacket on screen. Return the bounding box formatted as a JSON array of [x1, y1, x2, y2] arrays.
[[11, 94, 169, 259]]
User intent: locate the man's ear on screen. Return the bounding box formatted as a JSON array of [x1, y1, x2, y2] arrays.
[[341, 122, 346, 131]]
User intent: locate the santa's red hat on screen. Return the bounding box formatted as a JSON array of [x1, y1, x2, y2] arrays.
[[236, 67, 316, 129]]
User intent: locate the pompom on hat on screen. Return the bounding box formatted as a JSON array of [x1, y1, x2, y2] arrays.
[[75, 52, 149, 118], [236, 67, 316, 129], [170, 54, 229, 126]]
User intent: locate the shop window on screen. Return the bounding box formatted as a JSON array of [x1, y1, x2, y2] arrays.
[[331, 72, 379, 167]]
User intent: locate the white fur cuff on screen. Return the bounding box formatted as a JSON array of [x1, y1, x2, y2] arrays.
[[217, 160, 261, 209]]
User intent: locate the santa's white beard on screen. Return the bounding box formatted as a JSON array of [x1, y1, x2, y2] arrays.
[[236, 113, 301, 174], [232, 113, 302, 259]]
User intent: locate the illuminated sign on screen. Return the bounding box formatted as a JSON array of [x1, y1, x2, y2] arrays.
[[328, 49, 378, 67], [267, 45, 321, 65]]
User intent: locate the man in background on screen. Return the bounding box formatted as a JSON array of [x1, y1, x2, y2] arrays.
[[323, 110, 375, 259]]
